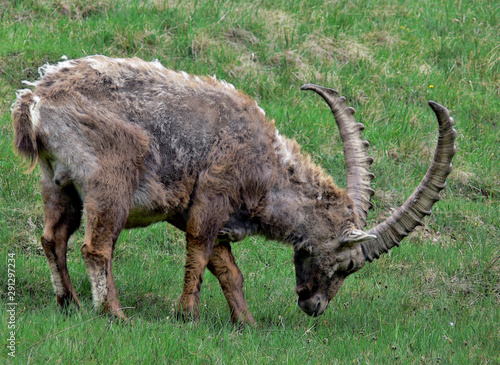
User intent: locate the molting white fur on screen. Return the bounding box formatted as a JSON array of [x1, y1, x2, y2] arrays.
[[21, 56, 79, 88], [273, 130, 296, 167], [29, 95, 41, 127], [220, 79, 236, 91], [38, 59, 78, 79], [48, 261, 66, 296], [255, 101, 266, 116], [151, 59, 164, 70], [11, 89, 31, 113], [88, 266, 108, 308]]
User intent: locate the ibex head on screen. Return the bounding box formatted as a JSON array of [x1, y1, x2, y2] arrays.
[[292, 84, 456, 316], [294, 228, 374, 316]]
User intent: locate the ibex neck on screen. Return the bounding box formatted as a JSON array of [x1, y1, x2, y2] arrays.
[[258, 131, 356, 248]]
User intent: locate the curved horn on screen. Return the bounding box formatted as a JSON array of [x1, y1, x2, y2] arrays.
[[301, 84, 374, 228], [362, 101, 457, 262]]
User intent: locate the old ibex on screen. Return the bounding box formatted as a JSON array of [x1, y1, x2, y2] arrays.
[[12, 56, 456, 324]]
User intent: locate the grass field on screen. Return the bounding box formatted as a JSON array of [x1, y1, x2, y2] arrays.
[[1, 0, 499, 363]]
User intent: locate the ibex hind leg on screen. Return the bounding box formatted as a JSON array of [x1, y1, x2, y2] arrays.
[[41, 179, 83, 311], [80, 177, 133, 321], [207, 240, 255, 326]]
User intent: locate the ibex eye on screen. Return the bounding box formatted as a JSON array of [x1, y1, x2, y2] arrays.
[[347, 260, 354, 271]]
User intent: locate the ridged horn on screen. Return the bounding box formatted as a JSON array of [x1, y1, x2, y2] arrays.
[[362, 101, 457, 262], [301, 84, 375, 228]]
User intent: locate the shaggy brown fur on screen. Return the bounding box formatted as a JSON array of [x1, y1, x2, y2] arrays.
[[12, 56, 382, 323]]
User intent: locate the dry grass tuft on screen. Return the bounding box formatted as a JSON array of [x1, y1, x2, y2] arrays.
[[418, 62, 432, 75], [269, 49, 330, 83], [153, 0, 193, 12], [107, 27, 171, 56], [448, 168, 496, 198], [227, 52, 275, 88], [302, 33, 338, 66], [365, 30, 400, 49], [190, 31, 222, 64], [411, 225, 443, 246], [450, 168, 478, 187], [191, 26, 271, 87], [302, 32, 374, 69], [257, 8, 298, 43], [52, 0, 113, 18], [225, 27, 260, 47], [340, 38, 373, 63]]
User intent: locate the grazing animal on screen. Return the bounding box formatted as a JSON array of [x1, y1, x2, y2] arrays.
[[12, 56, 456, 325]]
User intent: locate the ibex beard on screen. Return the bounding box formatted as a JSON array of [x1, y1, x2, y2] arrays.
[[12, 56, 456, 325]]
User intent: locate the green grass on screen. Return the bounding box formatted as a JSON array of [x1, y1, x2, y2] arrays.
[[1, 0, 499, 363]]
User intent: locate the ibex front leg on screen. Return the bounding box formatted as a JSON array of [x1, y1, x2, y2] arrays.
[[208, 241, 255, 325], [177, 193, 230, 321], [177, 233, 212, 321]]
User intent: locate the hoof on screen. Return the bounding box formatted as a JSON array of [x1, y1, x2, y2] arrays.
[[175, 303, 200, 322]]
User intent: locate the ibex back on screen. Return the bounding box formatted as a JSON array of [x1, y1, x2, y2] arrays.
[[12, 56, 456, 325]]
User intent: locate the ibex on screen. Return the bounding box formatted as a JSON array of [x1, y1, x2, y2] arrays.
[[12, 56, 456, 325]]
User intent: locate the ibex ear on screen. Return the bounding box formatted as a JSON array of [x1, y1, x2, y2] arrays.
[[340, 230, 376, 245]]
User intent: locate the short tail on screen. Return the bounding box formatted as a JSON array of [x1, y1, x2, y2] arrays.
[[12, 89, 39, 171]]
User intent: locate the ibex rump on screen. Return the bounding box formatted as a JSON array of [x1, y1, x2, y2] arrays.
[[12, 56, 456, 324]]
